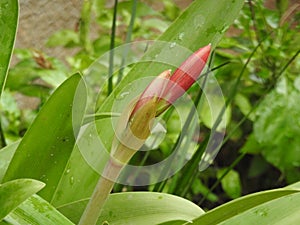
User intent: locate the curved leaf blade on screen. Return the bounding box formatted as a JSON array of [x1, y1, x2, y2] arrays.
[[3, 73, 87, 201], [4, 195, 74, 225], [58, 192, 204, 225], [0, 0, 18, 95], [218, 192, 300, 225], [192, 188, 300, 224], [0, 179, 45, 220], [0, 141, 19, 183]]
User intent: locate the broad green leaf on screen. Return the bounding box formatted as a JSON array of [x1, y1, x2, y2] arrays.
[[0, 141, 19, 183], [3, 73, 87, 202], [58, 192, 204, 224], [234, 93, 255, 121], [0, 0, 18, 96], [191, 179, 218, 203], [3, 194, 74, 225], [218, 192, 300, 225], [192, 188, 300, 224], [253, 81, 300, 181], [217, 168, 242, 199], [0, 179, 45, 220]]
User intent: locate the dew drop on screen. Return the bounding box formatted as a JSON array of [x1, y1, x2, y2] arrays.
[[70, 176, 74, 184], [193, 15, 205, 28], [66, 169, 71, 174], [178, 32, 185, 41], [116, 91, 130, 100], [169, 42, 177, 49]]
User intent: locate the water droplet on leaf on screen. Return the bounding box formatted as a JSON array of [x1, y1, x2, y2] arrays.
[[70, 176, 74, 184], [169, 42, 176, 49], [116, 91, 130, 100], [178, 32, 185, 41]]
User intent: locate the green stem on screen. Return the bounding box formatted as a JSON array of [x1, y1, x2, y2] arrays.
[[79, 0, 93, 54], [117, 0, 138, 83], [79, 135, 139, 224], [108, 0, 119, 95], [78, 158, 124, 225]]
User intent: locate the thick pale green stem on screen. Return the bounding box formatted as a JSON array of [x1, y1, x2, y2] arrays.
[[79, 98, 157, 225], [78, 157, 124, 225]]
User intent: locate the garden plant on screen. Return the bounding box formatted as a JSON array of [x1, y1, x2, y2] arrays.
[[0, 0, 300, 224]]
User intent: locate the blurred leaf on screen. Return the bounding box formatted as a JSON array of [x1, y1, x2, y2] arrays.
[[254, 80, 300, 173], [240, 134, 262, 154], [0, 90, 21, 135], [217, 168, 242, 199], [192, 179, 218, 202], [46, 29, 79, 48], [247, 155, 270, 178], [117, 1, 160, 18], [3, 73, 87, 202], [234, 93, 255, 121], [3, 194, 74, 225], [143, 18, 169, 33], [276, 0, 289, 14], [162, 0, 180, 21], [58, 192, 204, 224], [0, 179, 45, 220], [0, 0, 18, 96]]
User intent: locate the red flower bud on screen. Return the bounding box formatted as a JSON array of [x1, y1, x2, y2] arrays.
[[131, 44, 211, 119]]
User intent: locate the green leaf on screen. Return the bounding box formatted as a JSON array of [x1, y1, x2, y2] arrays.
[[217, 192, 300, 225], [191, 179, 218, 203], [192, 188, 300, 224], [0, 179, 45, 220], [217, 168, 242, 199], [0, 0, 18, 96], [0, 141, 19, 183], [58, 192, 204, 224], [253, 81, 300, 176], [3, 194, 74, 225], [3, 73, 87, 202], [234, 93, 255, 121], [46, 29, 79, 48]]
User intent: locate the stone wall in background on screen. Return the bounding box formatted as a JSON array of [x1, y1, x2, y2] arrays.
[[15, 0, 82, 59]]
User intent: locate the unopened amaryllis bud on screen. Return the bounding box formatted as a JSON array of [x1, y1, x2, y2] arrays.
[[131, 44, 211, 118], [112, 44, 211, 163]]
